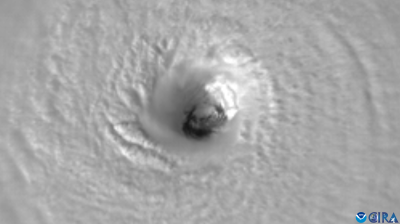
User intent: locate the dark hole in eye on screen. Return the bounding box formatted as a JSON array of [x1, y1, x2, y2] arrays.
[[182, 104, 228, 139]]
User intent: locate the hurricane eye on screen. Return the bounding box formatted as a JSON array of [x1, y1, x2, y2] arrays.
[[182, 102, 228, 140]]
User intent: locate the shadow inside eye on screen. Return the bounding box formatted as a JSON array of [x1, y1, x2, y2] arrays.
[[182, 104, 228, 140]]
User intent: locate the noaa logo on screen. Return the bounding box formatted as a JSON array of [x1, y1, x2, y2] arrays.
[[356, 212, 367, 223]]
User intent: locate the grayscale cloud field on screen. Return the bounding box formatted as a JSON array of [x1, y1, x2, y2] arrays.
[[0, 0, 399, 223]]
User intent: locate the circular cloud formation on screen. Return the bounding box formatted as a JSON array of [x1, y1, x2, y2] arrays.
[[139, 43, 261, 163]]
